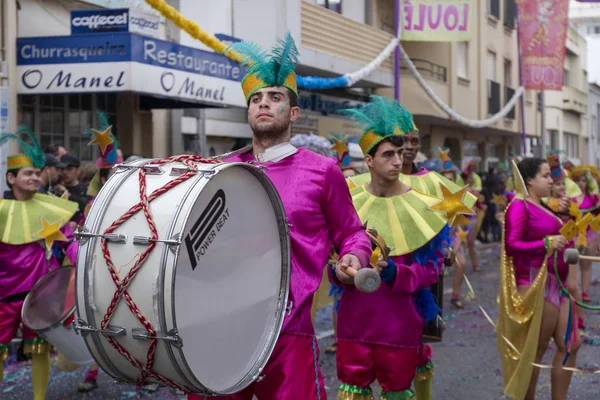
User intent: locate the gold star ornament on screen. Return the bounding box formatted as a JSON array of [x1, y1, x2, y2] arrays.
[[88, 126, 114, 154], [331, 137, 348, 160], [33, 217, 68, 249], [457, 226, 469, 243], [429, 184, 476, 227]]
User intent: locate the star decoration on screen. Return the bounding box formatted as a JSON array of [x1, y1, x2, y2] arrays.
[[439, 148, 450, 162], [347, 178, 357, 190], [33, 217, 67, 249], [590, 215, 600, 233], [560, 220, 578, 241], [88, 126, 114, 154], [569, 202, 582, 219], [429, 184, 476, 227], [577, 234, 587, 249], [331, 138, 348, 160], [60, 191, 70, 200]]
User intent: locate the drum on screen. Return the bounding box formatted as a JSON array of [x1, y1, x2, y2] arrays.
[[21, 266, 94, 365], [75, 158, 290, 395], [422, 272, 444, 343]]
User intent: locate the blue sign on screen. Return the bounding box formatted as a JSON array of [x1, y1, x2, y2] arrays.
[[71, 8, 129, 35], [17, 33, 245, 83]]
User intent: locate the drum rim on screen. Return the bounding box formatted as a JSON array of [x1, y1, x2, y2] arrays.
[[21, 265, 77, 333], [168, 161, 291, 395], [76, 158, 150, 383]]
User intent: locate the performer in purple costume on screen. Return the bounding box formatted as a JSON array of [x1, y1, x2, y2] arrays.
[[0, 127, 78, 400], [331, 96, 455, 400], [189, 33, 371, 400]]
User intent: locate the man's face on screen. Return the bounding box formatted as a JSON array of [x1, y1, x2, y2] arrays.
[[401, 131, 420, 164], [61, 166, 79, 185], [366, 141, 403, 182], [8, 167, 42, 194], [342, 169, 357, 178], [247, 87, 300, 140]]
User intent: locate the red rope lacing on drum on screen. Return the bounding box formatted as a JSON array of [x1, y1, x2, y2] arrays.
[[99, 155, 221, 390]]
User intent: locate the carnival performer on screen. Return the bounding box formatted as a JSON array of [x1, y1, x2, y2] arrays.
[[542, 153, 586, 331], [569, 165, 600, 303], [330, 96, 461, 400], [429, 147, 471, 309], [0, 127, 78, 400], [75, 111, 123, 393], [189, 33, 371, 400], [497, 158, 580, 400], [460, 162, 484, 272]]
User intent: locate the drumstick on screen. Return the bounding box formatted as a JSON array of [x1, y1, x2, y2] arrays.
[[327, 260, 359, 277]]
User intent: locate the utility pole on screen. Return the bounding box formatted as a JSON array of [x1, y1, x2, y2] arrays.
[[539, 90, 545, 157]]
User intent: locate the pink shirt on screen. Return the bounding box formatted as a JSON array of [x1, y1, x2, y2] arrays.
[[504, 199, 570, 286], [227, 148, 371, 336]]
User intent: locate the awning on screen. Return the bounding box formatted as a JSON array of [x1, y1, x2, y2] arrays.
[[16, 33, 247, 108]]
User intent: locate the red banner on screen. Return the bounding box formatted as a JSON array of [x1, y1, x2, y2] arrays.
[[517, 0, 569, 91]]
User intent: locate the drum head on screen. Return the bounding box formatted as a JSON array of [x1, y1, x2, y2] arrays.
[[22, 266, 76, 331], [173, 165, 289, 393]]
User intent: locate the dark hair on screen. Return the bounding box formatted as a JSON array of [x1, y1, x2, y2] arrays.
[[460, 172, 469, 181], [5, 169, 20, 189], [286, 88, 298, 108], [368, 136, 404, 157], [517, 157, 547, 188], [99, 168, 110, 181]]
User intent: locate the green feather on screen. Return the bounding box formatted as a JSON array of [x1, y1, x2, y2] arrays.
[[270, 32, 298, 85], [341, 95, 415, 136], [96, 110, 111, 130], [15, 125, 45, 169], [227, 41, 275, 83]]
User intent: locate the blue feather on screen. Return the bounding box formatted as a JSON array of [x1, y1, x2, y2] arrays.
[[328, 283, 344, 311], [414, 225, 452, 267], [414, 288, 441, 323]]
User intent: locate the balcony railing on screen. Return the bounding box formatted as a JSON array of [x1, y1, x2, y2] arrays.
[[504, 0, 516, 29], [400, 59, 447, 82], [562, 86, 588, 114], [301, 1, 394, 72], [488, 80, 501, 115], [505, 86, 516, 119], [488, 0, 500, 19]]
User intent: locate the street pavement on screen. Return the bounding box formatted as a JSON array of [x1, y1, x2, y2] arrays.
[[3, 243, 600, 399]]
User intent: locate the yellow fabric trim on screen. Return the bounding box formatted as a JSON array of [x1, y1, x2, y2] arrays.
[[21, 202, 31, 241], [3, 201, 15, 243], [496, 202, 547, 400], [7, 154, 33, 170], [359, 130, 383, 155], [386, 197, 409, 254], [242, 72, 298, 102]]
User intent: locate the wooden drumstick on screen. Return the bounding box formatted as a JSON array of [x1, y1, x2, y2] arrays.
[[564, 248, 600, 264], [328, 261, 381, 293]]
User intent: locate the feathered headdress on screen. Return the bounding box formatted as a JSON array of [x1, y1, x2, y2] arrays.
[[462, 160, 477, 177], [0, 125, 45, 170], [227, 32, 299, 103], [329, 132, 353, 169], [546, 150, 565, 182], [432, 146, 456, 173], [341, 95, 417, 155], [84, 110, 121, 169]]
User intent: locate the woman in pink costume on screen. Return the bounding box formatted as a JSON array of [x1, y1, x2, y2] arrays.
[[570, 167, 600, 302], [498, 158, 580, 400]]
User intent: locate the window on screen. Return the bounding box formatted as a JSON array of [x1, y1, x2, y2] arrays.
[[597, 105, 600, 139], [39, 95, 65, 153], [563, 69, 570, 87], [488, 0, 500, 19], [504, 0, 516, 29], [588, 25, 600, 35], [316, 0, 341, 13], [565, 133, 579, 159], [504, 59, 512, 88], [456, 42, 468, 78], [488, 51, 496, 81]]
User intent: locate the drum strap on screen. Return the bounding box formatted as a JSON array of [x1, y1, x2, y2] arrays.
[[216, 142, 298, 163]]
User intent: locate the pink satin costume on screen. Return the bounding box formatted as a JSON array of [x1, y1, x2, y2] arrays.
[[189, 148, 372, 400], [0, 223, 77, 345], [504, 199, 570, 308], [331, 253, 439, 395]]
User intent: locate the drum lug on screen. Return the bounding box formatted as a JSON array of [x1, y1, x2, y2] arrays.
[[286, 300, 293, 316], [114, 163, 164, 175], [73, 319, 126, 337], [75, 227, 127, 244], [170, 167, 217, 178], [131, 328, 183, 348], [133, 233, 181, 253]]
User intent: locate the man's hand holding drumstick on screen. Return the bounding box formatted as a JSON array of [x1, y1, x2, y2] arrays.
[[334, 254, 362, 284]]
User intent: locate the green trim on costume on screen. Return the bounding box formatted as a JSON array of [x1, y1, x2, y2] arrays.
[[339, 384, 373, 395], [381, 389, 415, 399], [416, 360, 434, 374], [351, 185, 447, 256]]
